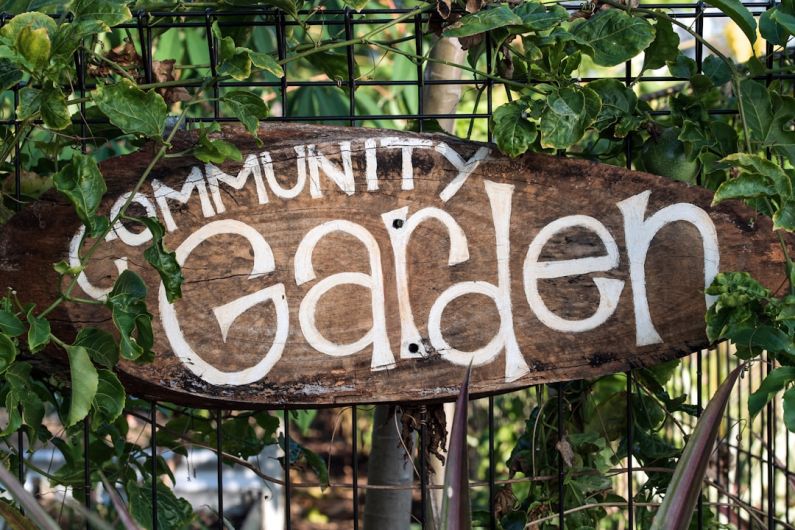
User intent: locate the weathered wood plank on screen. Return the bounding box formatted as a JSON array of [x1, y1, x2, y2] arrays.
[[0, 123, 787, 407]]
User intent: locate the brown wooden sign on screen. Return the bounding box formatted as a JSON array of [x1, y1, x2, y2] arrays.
[[1, 124, 789, 407]]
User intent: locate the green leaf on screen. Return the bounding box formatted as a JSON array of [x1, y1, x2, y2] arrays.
[[0, 333, 18, 374], [135, 216, 183, 303], [771, 8, 795, 34], [667, 54, 697, 79], [642, 17, 679, 72], [739, 79, 795, 165], [26, 309, 50, 353], [589, 78, 642, 137], [16, 87, 41, 122], [572, 9, 655, 67], [492, 102, 537, 157], [73, 327, 118, 368], [65, 344, 98, 427], [707, 0, 756, 43], [0, 58, 23, 91], [727, 325, 795, 357], [92, 369, 125, 426], [1, 393, 22, 437], [39, 83, 71, 130], [0, 12, 56, 45], [127, 479, 194, 530], [748, 366, 795, 417], [702, 55, 732, 86], [17, 26, 50, 70], [69, 0, 132, 28], [443, 5, 523, 38], [222, 91, 269, 134], [713, 174, 776, 203], [539, 86, 601, 149], [93, 79, 168, 139], [514, 1, 568, 32], [760, 8, 790, 45], [304, 50, 358, 85], [193, 130, 243, 164], [784, 386, 795, 432], [774, 200, 795, 231], [280, 434, 329, 489], [53, 152, 107, 236], [248, 50, 284, 78], [215, 33, 255, 81], [0, 310, 24, 337], [720, 153, 793, 198], [106, 270, 153, 362]]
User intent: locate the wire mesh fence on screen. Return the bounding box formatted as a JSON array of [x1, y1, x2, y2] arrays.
[[2, 2, 794, 529]]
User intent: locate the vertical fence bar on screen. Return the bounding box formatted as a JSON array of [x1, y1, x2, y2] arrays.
[[747, 364, 753, 520], [735, 352, 743, 524], [344, 8, 356, 127], [137, 11, 153, 84], [352, 406, 359, 530], [205, 10, 220, 119], [488, 396, 496, 530], [696, 350, 704, 526], [216, 409, 224, 529], [283, 408, 291, 530], [485, 33, 493, 141], [623, 53, 634, 530], [419, 406, 428, 529], [276, 11, 288, 114], [12, 53, 22, 484], [84, 417, 91, 517], [693, 5, 707, 523], [766, 356, 775, 528], [556, 383, 564, 529], [626, 372, 634, 530], [151, 402, 158, 530], [764, 24, 776, 527], [414, 12, 424, 131]]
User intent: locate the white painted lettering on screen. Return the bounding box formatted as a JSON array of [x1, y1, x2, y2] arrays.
[[159, 219, 288, 385], [437, 143, 491, 202], [524, 215, 624, 332], [306, 142, 355, 198], [294, 220, 395, 370], [380, 137, 433, 191], [382, 206, 469, 358], [105, 192, 158, 247], [152, 166, 215, 232], [427, 180, 530, 382], [205, 154, 269, 213], [618, 191, 719, 346]]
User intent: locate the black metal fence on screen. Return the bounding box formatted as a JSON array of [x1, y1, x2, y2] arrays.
[[3, 2, 795, 529]]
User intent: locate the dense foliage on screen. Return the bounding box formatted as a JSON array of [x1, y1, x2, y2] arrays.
[[0, 0, 793, 528]]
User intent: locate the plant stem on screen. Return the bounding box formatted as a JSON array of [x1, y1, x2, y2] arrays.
[[368, 40, 543, 94], [38, 79, 214, 319], [278, 4, 434, 67]]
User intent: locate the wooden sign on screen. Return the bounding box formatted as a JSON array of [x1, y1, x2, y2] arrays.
[[1, 124, 789, 407]]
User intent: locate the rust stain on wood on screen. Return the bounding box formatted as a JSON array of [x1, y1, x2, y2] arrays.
[[0, 123, 788, 407]]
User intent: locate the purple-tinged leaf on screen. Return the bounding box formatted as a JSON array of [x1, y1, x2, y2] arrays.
[[650, 363, 745, 530], [440, 365, 472, 530]]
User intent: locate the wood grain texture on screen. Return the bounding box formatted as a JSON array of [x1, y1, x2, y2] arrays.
[[0, 123, 788, 408]]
